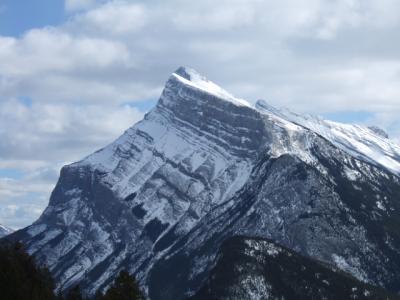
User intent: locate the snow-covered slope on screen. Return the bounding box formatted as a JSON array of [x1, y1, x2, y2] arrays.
[[256, 100, 400, 175], [6, 67, 400, 299], [0, 224, 13, 238]]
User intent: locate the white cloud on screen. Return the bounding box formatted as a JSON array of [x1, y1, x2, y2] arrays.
[[171, 2, 256, 31], [0, 28, 131, 76], [0, 98, 143, 162], [73, 1, 147, 35]]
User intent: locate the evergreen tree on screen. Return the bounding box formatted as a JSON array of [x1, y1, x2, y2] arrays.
[[94, 290, 104, 300], [65, 285, 84, 300], [0, 242, 57, 300], [56, 289, 65, 300], [102, 270, 144, 300]]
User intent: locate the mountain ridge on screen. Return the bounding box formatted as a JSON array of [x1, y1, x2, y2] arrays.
[[75, 66, 400, 177], [0, 224, 13, 238]]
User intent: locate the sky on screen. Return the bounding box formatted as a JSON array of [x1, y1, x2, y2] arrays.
[[1, 0, 400, 229]]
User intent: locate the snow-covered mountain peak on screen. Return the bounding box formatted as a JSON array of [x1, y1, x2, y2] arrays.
[[173, 66, 199, 81], [171, 66, 251, 107], [256, 99, 322, 124], [80, 75, 400, 179], [78, 67, 261, 173], [255, 99, 400, 175]]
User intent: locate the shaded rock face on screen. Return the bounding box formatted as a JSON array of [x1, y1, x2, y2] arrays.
[[189, 236, 397, 300], [368, 126, 389, 139], [6, 67, 400, 299], [148, 149, 400, 299]]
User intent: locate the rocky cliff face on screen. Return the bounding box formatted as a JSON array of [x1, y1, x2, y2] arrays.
[[190, 236, 397, 300], [6, 67, 400, 299]]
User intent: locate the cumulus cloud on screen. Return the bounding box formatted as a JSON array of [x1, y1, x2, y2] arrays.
[[0, 98, 143, 161], [1, 0, 400, 227], [73, 1, 147, 35]]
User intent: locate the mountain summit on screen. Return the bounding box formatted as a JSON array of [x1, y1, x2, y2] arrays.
[[5, 67, 400, 299]]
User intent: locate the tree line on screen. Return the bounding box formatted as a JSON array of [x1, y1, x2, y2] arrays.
[[0, 242, 144, 300]]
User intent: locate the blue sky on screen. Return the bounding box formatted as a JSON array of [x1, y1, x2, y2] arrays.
[[1, 0, 400, 229], [0, 0, 65, 36]]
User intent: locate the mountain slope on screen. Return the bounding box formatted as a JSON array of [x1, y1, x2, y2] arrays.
[[190, 236, 396, 300], [6, 67, 265, 295], [0, 224, 13, 238], [256, 100, 400, 174], [147, 145, 400, 299], [5, 67, 400, 299]]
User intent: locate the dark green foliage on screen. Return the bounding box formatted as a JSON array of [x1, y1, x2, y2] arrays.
[[94, 290, 104, 300], [100, 270, 144, 300], [0, 242, 145, 299], [0, 242, 57, 300], [65, 285, 84, 300]]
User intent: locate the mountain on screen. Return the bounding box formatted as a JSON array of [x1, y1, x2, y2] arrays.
[[255, 100, 400, 174], [5, 67, 400, 299], [190, 236, 397, 300], [0, 224, 13, 238]]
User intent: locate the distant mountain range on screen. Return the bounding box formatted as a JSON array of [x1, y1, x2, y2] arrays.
[[0, 224, 13, 238], [5, 67, 400, 299]]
